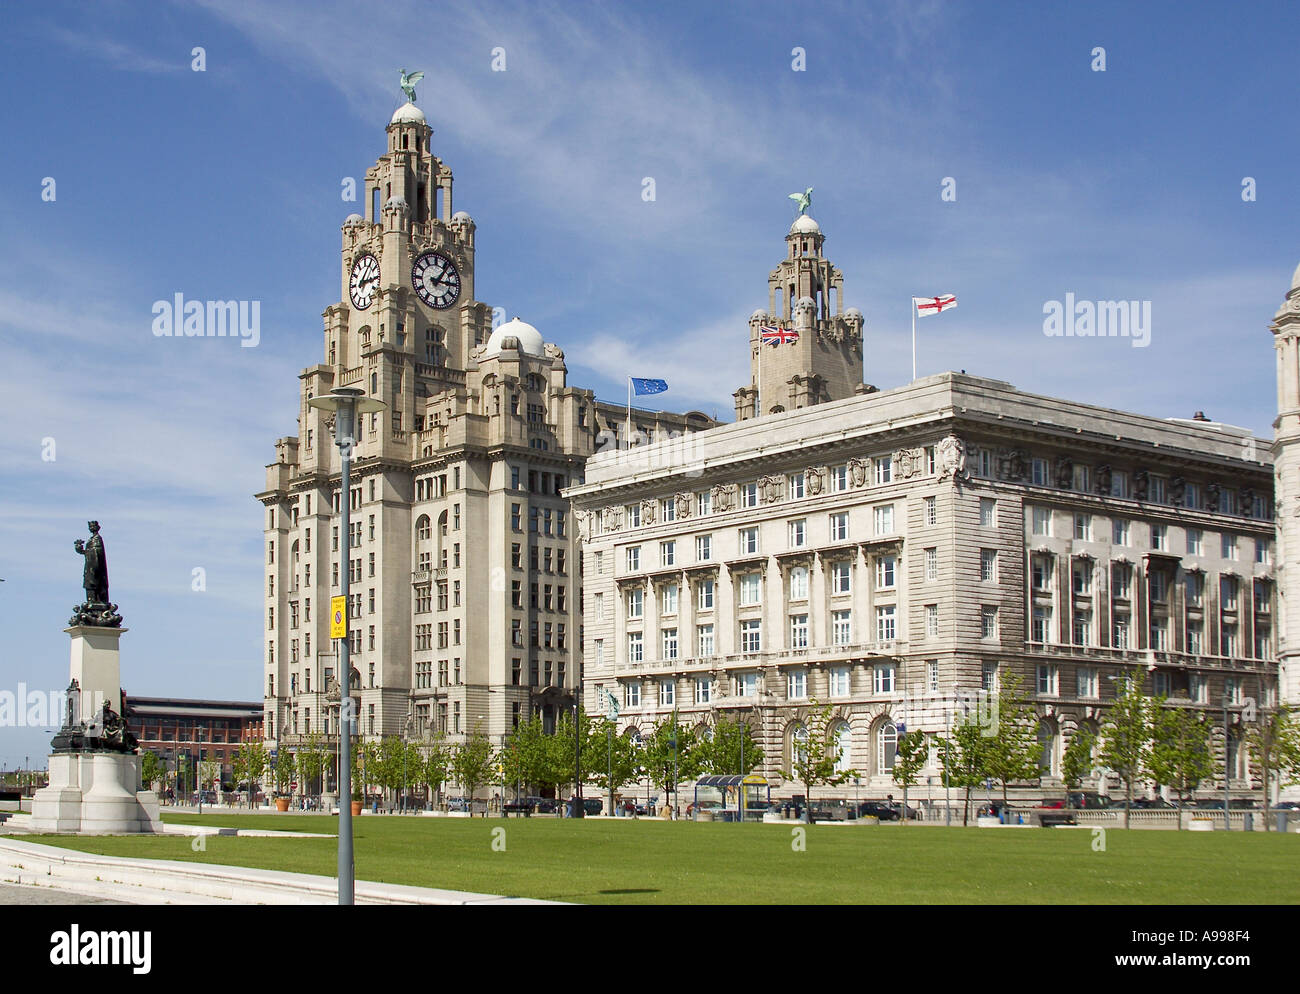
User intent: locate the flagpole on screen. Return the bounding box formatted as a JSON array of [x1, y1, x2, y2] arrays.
[[625, 377, 632, 450], [911, 298, 916, 382]]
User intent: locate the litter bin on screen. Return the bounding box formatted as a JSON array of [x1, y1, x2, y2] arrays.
[[1278, 811, 1290, 833], [1243, 813, 1254, 832]]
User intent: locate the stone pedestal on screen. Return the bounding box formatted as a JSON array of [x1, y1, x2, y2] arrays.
[[31, 752, 160, 834], [66, 625, 125, 723]]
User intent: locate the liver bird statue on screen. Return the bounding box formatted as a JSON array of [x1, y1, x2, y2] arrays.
[[788, 187, 813, 215], [399, 68, 425, 103]]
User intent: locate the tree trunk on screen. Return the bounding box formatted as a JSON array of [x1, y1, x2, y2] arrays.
[[1262, 763, 1272, 832], [962, 785, 971, 826], [1124, 777, 1133, 829]]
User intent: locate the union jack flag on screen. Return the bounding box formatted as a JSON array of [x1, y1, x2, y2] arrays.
[[761, 325, 799, 346]]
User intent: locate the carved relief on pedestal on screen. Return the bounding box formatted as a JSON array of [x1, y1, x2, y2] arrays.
[[575, 509, 591, 543], [1055, 457, 1074, 489], [640, 499, 657, 526], [996, 448, 1028, 483], [1171, 477, 1187, 507], [1134, 469, 1150, 502], [711, 483, 736, 512], [936, 435, 967, 482], [674, 493, 693, 519], [848, 457, 869, 488], [758, 475, 784, 504], [805, 468, 826, 496], [895, 447, 926, 480], [1095, 464, 1112, 495], [1204, 481, 1219, 512], [603, 506, 623, 532], [1240, 487, 1255, 517]]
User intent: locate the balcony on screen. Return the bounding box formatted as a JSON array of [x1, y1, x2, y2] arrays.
[[622, 640, 896, 674]]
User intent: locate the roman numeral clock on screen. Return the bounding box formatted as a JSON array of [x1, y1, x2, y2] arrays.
[[412, 250, 460, 309]]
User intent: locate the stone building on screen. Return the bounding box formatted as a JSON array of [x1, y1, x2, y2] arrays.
[[256, 101, 714, 774], [571, 214, 1280, 804]]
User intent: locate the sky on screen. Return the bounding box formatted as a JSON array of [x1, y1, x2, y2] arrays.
[[0, 0, 1296, 768]]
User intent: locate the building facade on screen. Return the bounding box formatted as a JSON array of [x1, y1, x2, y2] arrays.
[[256, 101, 714, 770], [572, 215, 1280, 804], [127, 696, 263, 790]]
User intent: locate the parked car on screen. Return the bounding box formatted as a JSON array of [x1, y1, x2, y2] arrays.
[[1042, 792, 1110, 810], [446, 796, 469, 812], [854, 801, 901, 821], [582, 798, 603, 816], [1129, 797, 1176, 810]]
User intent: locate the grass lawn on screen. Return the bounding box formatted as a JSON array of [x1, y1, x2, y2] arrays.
[[27, 813, 1300, 904]]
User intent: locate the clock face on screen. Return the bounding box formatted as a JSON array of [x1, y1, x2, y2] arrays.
[[412, 251, 461, 310], [349, 253, 380, 310]]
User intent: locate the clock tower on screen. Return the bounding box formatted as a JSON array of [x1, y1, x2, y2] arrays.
[[734, 211, 866, 420]]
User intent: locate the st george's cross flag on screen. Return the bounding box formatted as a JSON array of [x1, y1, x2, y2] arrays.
[[913, 294, 957, 316], [760, 325, 799, 346], [630, 377, 668, 395]]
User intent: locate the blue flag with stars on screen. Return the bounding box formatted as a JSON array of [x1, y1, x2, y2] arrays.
[[631, 377, 668, 396]]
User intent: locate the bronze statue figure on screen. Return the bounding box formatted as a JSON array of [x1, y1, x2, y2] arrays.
[[70, 520, 122, 627]]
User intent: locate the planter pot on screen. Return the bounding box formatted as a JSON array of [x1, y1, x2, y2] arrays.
[[275, 798, 290, 812], [351, 801, 363, 816]]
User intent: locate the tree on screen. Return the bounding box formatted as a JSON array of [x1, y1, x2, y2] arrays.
[[295, 734, 328, 800], [199, 757, 223, 800], [698, 715, 764, 777], [552, 706, 602, 803], [1147, 703, 1213, 826], [422, 734, 452, 806], [1244, 705, 1300, 831], [140, 750, 166, 794], [985, 676, 1041, 807], [273, 746, 295, 797], [641, 713, 701, 812], [587, 720, 643, 809], [452, 733, 496, 813], [937, 710, 993, 826], [371, 737, 409, 801], [502, 715, 562, 800], [1060, 726, 1096, 809], [1098, 675, 1152, 828], [782, 701, 854, 824], [230, 741, 268, 808], [891, 731, 927, 825]]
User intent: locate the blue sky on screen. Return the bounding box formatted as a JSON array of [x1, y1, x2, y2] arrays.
[[1, 0, 1296, 767]]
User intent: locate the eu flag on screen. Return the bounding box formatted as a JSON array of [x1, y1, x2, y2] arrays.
[[631, 377, 668, 396]]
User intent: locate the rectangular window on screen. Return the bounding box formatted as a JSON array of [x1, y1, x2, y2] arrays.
[[739, 573, 762, 606], [1036, 664, 1058, 696], [873, 504, 894, 535], [627, 633, 643, 664], [741, 482, 758, 508], [981, 605, 999, 639], [927, 659, 939, 693], [696, 490, 712, 516], [661, 628, 678, 660], [1032, 554, 1053, 591], [697, 624, 715, 657], [830, 666, 850, 696], [739, 527, 759, 555], [1032, 604, 1053, 643], [1190, 673, 1208, 704], [829, 512, 849, 542], [1072, 610, 1091, 646], [1222, 534, 1237, 560], [789, 519, 807, 548], [980, 548, 997, 582], [660, 541, 676, 567], [1074, 513, 1092, 541], [1072, 560, 1092, 595], [1032, 507, 1052, 536], [982, 661, 998, 692], [696, 534, 712, 561], [735, 671, 757, 697], [626, 546, 641, 571], [660, 497, 676, 523], [980, 498, 996, 527], [694, 678, 711, 705], [787, 669, 807, 700], [1256, 539, 1271, 565], [830, 465, 848, 492], [832, 561, 853, 595], [1150, 619, 1169, 651], [697, 579, 715, 610], [1031, 459, 1049, 487], [1149, 476, 1167, 504], [876, 605, 897, 642], [873, 664, 896, 694], [661, 583, 678, 616], [925, 547, 938, 582], [925, 604, 939, 638], [1076, 666, 1098, 699], [924, 496, 937, 526], [625, 681, 641, 707], [1188, 621, 1203, 655], [626, 588, 644, 619], [873, 557, 893, 590], [1187, 527, 1202, 556], [740, 619, 762, 653], [1152, 523, 1167, 551], [625, 503, 641, 528], [788, 567, 808, 601], [1110, 470, 1129, 499], [1113, 615, 1130, 649], [1112, 517, 1129, 545], [831, 610, 852, 646], [788, 472, 805, 499], [789, 614, 809, 649], [875, 456, 892, 485], [660, 680, 675, 707]]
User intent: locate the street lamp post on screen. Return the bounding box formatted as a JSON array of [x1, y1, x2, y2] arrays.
[[309, 385, 385, 906], [197, 728, 206, 815], [573, 692, 584, 818], [1223, 695, 1233, 832]]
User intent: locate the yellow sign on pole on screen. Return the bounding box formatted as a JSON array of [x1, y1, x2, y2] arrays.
[[330, 596, 347, 639]]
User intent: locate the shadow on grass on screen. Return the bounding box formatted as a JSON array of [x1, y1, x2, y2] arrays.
[[597, 888, 660, 894]]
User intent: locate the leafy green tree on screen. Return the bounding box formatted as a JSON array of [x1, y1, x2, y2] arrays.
[[230, 741, 268, 808], [140, 750, 166, 793], [938, 711, 993, 826], [295, 734, 328, 799], [698, 715, 764, 777], [1148, 703, 1213, 825], [502, 715, 562, 799], [1060, 726, 1096, 809], [782, 701, 854, 824], [587, 719, 643, 810], [422, 734, 452, 806], [452, 733, 496, 812], [372, 736, 409, 799], [552, 707, 602, 802], [1098, 675, 1153, 828], [986, 676, 1041, 807], [641, 713, 701, 812], [273, 746, 295, 797], [199, 757, 223, 799], [1245, 705, 1300, 831], [891, 731, 927, 825]]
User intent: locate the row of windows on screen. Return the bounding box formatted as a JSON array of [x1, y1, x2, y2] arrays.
[[1032, 507, 1272, 561]]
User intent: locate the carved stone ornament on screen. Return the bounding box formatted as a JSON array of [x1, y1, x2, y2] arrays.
[[847, 457, 869, 488], [1170, 477, 1187, 506], [1133, 469, 1150, 501], [758, 475, 784, 504], [674, 493, 692, 519], [711, 483, 736, 512], [640, 499, 657, 526], [1204, 481, 1219, 512], [820, 322, 845, 346], [935, 435, 967, 482], [574, 509, 591, 543], [805, 468, 825, 496], [1055, 457, 1074, 489], [996, 448, 1028, 483], [1095, 464, 1112, 495], [603, 506, 623, 532], [895, 447, 926, 480], [1240, 487, 1255, 517]]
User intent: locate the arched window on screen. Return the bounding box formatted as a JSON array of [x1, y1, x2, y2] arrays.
[[877, 721, 898, 774], [627, 728, 643, 750], [437, 510, 448, 537], [790, 723, 809, 768], [1038, 720, 1058, 777], [415, 515, 431, 541], [833, 721, 851, 773]]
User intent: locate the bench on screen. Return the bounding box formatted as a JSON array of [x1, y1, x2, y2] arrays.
[[1037, 810, 1078, 828]]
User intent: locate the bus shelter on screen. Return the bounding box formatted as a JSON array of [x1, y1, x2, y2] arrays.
[[693, 774, 770, 822]]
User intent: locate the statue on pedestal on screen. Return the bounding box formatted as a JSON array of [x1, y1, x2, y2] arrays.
[[70, 521, 122, 627]]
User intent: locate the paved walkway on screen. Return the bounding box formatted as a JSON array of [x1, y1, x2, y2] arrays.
[[0, 882, 127, 905]]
